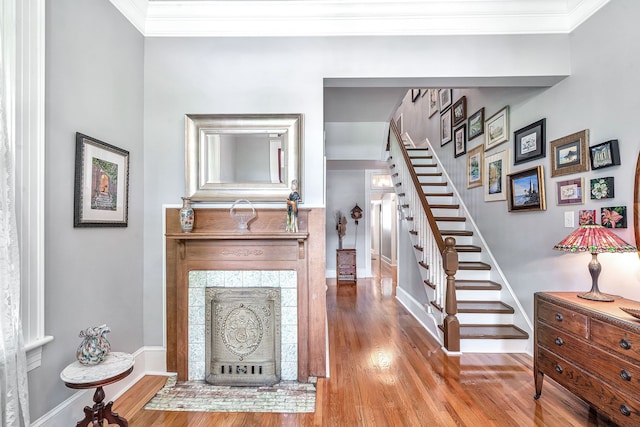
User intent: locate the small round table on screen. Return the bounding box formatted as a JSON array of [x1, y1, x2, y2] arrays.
[[60, 352, 134, 427]]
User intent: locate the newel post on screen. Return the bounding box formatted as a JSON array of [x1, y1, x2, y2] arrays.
[[442, 237, 460, 352]]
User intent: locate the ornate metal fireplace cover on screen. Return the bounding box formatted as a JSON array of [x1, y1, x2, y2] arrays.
[[205, 287, 281, 386]]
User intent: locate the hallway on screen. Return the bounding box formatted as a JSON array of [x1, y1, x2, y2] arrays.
[[118, 263, 615, 426]]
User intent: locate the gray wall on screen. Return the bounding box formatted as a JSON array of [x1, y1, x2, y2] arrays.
[[32, 0, 145, 420], [393, 0, 640, 322]]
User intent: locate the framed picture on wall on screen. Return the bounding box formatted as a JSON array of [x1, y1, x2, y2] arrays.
[[507, 165, 546, 212], [484, 106, 510, 151], [428, 89, 439, 117], [439, 89, 452, 111], [484, 150, 509, 202], [589, 139, 620, 170], [601, 206, 627, 228], [550, 129, 589, 177], [556, 178, 583, 205], [467, 144, 483, 189], [513, 118, 546, 165], [467, 107, 485, 141], [441, 108, 452, 146], [411, 89, 421, 102], [454, 125, 467, 158], [74, 133, 130, 227], [452, 96, 467, 127]]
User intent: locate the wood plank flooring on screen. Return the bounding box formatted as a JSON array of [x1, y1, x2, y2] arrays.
[[115, 259, 615, 426]]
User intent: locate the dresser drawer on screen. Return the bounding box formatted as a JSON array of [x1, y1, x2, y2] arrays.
[[584, 342, 640, 401], [536, 322, 590, 362], [592, 318, 640, 364], [537, 299, 588, 339], [538, 348, 640, 427]]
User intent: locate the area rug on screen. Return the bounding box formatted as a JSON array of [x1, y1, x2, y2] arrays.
[[144, 375, 316, 413]]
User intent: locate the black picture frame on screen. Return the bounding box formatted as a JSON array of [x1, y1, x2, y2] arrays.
[[454, 125, 467, 158], [74, 133, 130, 227], [513, 118, 546, 165], [589, 139, 621, 170], [467, 107, 485, 141], [411, 89, 421, 102], [440, 108, 452, 146], [452, 96, 467, 127]]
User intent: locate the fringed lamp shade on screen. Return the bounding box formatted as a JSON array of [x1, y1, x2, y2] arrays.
[[553, 225, 637, 302]]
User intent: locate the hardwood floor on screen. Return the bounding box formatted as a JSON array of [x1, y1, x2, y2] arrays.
[[115, 259, 615, 426]]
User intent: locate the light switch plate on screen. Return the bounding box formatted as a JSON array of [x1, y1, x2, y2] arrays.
[[564, 211, 574, 228]]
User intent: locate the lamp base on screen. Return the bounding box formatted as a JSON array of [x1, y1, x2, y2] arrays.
[[577, 290, 615, 302]]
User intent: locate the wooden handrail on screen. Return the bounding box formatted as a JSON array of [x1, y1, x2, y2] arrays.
[[389, 120, 446, 253]]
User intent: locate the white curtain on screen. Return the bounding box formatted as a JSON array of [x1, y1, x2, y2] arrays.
[[0, 19, 30, 425]]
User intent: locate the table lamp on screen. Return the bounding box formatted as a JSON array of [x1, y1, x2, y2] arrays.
[[553, 225, 636, 302]]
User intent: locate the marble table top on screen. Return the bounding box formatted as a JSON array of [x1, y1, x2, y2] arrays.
[[60, 352, 134, 387]]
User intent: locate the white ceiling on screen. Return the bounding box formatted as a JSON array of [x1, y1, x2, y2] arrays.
[[111, 0, 610, 37]]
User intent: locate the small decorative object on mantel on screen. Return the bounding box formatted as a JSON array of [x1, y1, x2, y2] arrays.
[[230, 199, 256, 232], [336, 211, 347, 250], [286, 179, 301, 232], [76, 324, 111, 365], [179, 196, 194, 233]]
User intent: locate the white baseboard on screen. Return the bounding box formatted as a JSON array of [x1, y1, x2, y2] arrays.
[[32, 346, 168, 427], [395, 287, 441, 343]]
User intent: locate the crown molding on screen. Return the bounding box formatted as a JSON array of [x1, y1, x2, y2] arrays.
[[109, 0, 610, 37]]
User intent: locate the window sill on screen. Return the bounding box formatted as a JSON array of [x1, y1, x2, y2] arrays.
[[25, 336, 54, 371]]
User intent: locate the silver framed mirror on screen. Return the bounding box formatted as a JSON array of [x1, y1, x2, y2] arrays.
[[185, 113, 302, 202]]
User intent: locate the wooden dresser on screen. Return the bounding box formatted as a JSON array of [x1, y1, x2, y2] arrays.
[[336, 249, 356, 285], [534, 292, 640, 426]]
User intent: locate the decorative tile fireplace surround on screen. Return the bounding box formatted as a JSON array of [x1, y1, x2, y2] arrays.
[[165, 207, 327, 382]]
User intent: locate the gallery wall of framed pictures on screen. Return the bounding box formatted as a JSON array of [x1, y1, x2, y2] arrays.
[[399, 86, 626, 222]]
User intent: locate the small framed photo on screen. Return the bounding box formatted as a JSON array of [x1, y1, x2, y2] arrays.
[[452, 96, 467, 127], [507, 165, 546, 212], [589, 139, 621, 170], [513, 118, 546, 165], [441, 108, 452, 146], [550, 129, 589, 177], [484, 150, 509, 202], [439, 89, 452, 111], [428, 89, 439, 117], [590, 177, 614, 199], [454, 125, 467, 158], [579, 209, 596, 225], [601, 206, 627, 228], [467, 108, 485, 141], [411, 89, 421, 102], [484, 106, 510, 151], [556, 178, 583, 205], [74, 133, 130, 227], [467, 144, 483, 189]]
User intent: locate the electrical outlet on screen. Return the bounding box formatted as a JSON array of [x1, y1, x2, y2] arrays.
[[564, 211, 574, 228]]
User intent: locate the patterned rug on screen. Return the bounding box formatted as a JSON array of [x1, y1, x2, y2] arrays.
[[144, 376, 316, 413]]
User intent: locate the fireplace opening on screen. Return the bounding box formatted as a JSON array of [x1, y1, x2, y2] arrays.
[[205, 287, 281, 386]]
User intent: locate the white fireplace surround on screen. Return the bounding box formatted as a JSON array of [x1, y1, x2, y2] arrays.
[[188, 270, 298, 381]]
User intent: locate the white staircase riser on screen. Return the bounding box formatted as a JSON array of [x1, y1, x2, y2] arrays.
[[455, 269, 491, 281], [442, 235, 473, 245], [460, 339, 529, 354], [424, 195, 454, 204], [417, 176, 445, 184], [435, 221, 466, 230], [431, 208, 461, 216], [456, 290, 502, 300], [457, 313, 514, 324]]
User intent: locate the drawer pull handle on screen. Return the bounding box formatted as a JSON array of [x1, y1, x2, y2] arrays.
[[555, 364, 563, 374], [621, 370, 632, 381], [555, 337, 564, 346], [620, 404, 632, 417], [620, 339, 632, 350], [555, 313, 563, 321]]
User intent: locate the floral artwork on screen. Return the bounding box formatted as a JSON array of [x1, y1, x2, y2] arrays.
[[601, 206, 627, 228], [579, 210, 596, 225], [590, 177, 614, 200]]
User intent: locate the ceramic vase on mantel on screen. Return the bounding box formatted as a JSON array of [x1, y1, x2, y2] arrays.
[[180, 196, 194, 233]]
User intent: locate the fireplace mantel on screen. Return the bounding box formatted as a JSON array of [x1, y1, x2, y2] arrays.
[[165, 207, 326, 382]]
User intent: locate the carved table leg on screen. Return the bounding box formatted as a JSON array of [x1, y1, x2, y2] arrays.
[[75, 386, 128, 427], [534, 369, 544, 400]]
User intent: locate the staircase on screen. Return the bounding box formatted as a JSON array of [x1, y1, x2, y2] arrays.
[[389, 129, 531, 353]]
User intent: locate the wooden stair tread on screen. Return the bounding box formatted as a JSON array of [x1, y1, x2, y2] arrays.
[[412, 163, 437, 167], [458, 301, 514, 313], [416, 173, 442, 177], [455, 245, 481, 252], [459, 325, 529, 340], [459, 261, 491, 270], [430, 204, 459, 209], [406, 148, 429, 151], [440, 229, 473, 236], [424, 192, 454, 197], [455, 280, 501, 290], [421, 182, 448, 186], [409, 155, 433, 159]]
